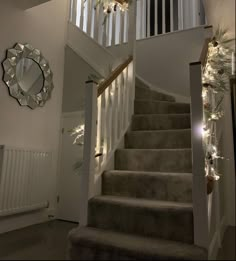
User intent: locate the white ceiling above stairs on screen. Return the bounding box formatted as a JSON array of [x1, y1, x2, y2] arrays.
[[9, 0, 51, 10]]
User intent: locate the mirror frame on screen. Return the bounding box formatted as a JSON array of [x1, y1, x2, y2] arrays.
[[2, 43, 54, 109]]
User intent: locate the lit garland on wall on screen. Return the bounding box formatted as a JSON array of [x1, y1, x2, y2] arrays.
[[202, 28, 235, 181], [69, 124, 85, 145]]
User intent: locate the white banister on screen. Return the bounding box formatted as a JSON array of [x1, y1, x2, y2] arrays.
[[80, 57, 134, 224], [71, 0, 205, 47], [189, 61, 209, 248]]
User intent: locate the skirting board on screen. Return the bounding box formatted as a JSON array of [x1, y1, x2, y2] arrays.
[[208, 216, 227, 260], [0, 208, 56, 234]]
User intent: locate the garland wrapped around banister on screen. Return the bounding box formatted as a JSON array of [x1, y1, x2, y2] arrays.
[[202, 27, 235, 194]]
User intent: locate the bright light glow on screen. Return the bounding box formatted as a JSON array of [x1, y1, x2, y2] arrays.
[[70, 124, 85, 145], [202, 89, 208, 99], [202, 127, 210, 139]]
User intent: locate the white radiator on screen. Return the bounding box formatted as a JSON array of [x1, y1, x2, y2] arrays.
[[0, 145, 52, 217]]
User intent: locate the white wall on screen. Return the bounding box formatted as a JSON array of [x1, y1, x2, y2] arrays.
[[203, 0, 235, 40], [0, 0, 69, 232], [136, 26, 211, 102], [62, 46, 100, 113], [8, 0, 51, 10]]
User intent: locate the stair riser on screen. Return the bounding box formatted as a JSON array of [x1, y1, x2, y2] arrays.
[[115, 150, 192, 173], [125, 131, 191, 149], [69, 227, 208, 261], [88, 199, 194, 244], [132, 115, 191, 131], [135, 87, 175, 102], [103, 172, 192, 203], [134, 101, 190, 114]]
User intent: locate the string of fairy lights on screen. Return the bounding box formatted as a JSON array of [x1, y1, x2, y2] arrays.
[[202, 28, 235, 181], [95, 0, 130, 13]]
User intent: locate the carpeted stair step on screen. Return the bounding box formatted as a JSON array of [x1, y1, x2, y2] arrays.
[[132, 114, 191, 131], [102, 170, 192, 203], [68, 227, 207, 260], [88, 196, 193, 244], [135, 86, 175, 102], [115, 149, 192, 173], [125, 129, 191, 149], [134, 100, 190, 114]]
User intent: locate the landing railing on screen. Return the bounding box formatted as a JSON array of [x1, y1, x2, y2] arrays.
[[79, 56, 134, 225], [70, 0, 130, 47], [137, 0, 205, 40], [70, 0, 205, 47]]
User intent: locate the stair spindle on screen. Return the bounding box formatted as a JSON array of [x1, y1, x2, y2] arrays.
[[162, 0, 166, 34]]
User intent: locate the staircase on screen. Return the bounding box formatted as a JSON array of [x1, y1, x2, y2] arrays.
[[68, 83, 207, 260]]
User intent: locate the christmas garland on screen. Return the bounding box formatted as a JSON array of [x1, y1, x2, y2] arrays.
[[94, 0, 130, 13], [202, 28, 235, 182], [85, 0, 131, 24]]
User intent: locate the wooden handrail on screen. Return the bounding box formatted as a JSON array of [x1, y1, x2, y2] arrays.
[[97, 56, 133, 97], [200, 38, 211, 66]]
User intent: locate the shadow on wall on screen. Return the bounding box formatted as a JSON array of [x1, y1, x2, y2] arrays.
[[136, 26, 211, 101], [62, 46, 100, 114]]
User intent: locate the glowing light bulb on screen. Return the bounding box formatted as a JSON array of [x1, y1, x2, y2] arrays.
[[202, 89, 208, 99], [202, 128, 210, 138]]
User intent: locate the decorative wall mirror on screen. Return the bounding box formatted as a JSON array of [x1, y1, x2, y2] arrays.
[[2, 43, 54, 109]]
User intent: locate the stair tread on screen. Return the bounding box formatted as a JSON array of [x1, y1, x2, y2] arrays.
[[104, 170, 192, 176], [90, 195, 193, 210], [133, 113, 190, 116], [115, 149, 192, 172], [135, 100, 190, 105], [103, 170, 192, 203], [117, 148, 192, 151], [127, 128, 191, 134], [135, 87, 176, 102], [69, 227, 207, 260]]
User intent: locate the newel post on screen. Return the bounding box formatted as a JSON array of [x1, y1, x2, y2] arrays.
[[190, 62, 209, 249], [79, 80, 98, 226]]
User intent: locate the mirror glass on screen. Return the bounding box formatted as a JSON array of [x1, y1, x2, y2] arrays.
[[2, 43, 54, 109], [16, 58, 44, 95]]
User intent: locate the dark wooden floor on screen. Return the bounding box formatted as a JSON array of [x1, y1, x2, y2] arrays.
[[0, 220, 77, 260], [217, 226, 236, 260], [0, 221, 235, 260]]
